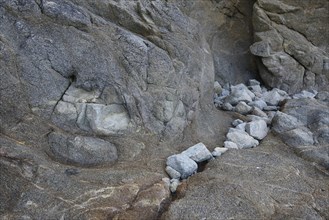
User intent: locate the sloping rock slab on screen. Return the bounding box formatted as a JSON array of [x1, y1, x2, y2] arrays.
[[162, 134, 329, 220]]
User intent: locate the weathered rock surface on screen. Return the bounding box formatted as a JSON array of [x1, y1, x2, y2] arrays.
[[181, 143, 213, 163], [252, 0, 329, 94], [226, 128, 259, 148], [1, 0, 329, 219], [48, 132, 118, 166], [246, 120, 268, 140], [162, 134, 329, 220], [166, 154, 198, 179]]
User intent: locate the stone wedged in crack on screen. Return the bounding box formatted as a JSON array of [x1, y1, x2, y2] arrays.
[[165, 166, 181, 180], [166, 154, 198, 179], [48, 132, 118, 166], [212, 147, 228, 157], [181, 143, 213, 163], [226, 128, 259, 149], [245, 120, 268, 140]]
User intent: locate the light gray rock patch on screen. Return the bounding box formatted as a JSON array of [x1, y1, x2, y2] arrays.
[[165, 166, 181, 179], [248, 99, 267, 110], [232, 119, 244, 127], [166, 154, 198, 179], [235, 101, 252, 115], [226, 128, 259, 148], [181, 143, 213, 163], [77, 103, 130, 135], [292, 90, 317, 99], [224, 141, 239, 149], [48, 132, 118, 166], [212, 147, 228, 157], [262, 88, 290, 106], [245, 120, 268, 140], [236, 122, 247, 131]]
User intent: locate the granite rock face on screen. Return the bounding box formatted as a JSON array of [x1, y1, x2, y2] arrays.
[[1, 0, 329, 219], [252, 0, 329, 94], [162, 134, 329, 220]]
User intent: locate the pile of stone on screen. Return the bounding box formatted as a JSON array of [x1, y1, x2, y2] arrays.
[[164, 80, 325, 193], [164, 143, 228, 192], [214, 79, 319, 148]]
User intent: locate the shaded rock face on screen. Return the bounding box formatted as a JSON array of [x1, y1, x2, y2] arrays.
[[175, 0, 259, 85], [252, 0, 329, 94]]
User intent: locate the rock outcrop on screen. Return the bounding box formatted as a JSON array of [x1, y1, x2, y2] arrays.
[[251, 0, 329, 94], [1, 0, 328, 219]]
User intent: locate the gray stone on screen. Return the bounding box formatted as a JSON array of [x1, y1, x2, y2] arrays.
[[166, 154, 198, 179], [169, 179, 180, 193], [51, 101, 78, 130], [48, 132, 118, 166], [223, 141, 239, 149], [226, 128, 259, 149], [248, 79, 261, 86], [263, 106, 279, 111], [235, 122, 247, 131], [246, 115, 270, 125], [222, 102, 234, 111], [262, 88, 289, 106], [281, 127, 314, 148], [224, 84, 254, 105], [252, 107, 268, 118], [248, 99, 267, 110], [292, 90, 317, 99], [232, 119, 244, 127], [234, 101, 252, 115], [248, 85, 262, 94], [212, 147, 228, 157], [272, 111, 304, 134], [77, 103, 130, 135], [266, 111, 277, 123], [165, 166, 181, 180], [214, 81, 222, 94], [221, 88, 230, 97], [62, 84, 100, 103], [245, 120, 268, 140], [181, 143, 213, 163]]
